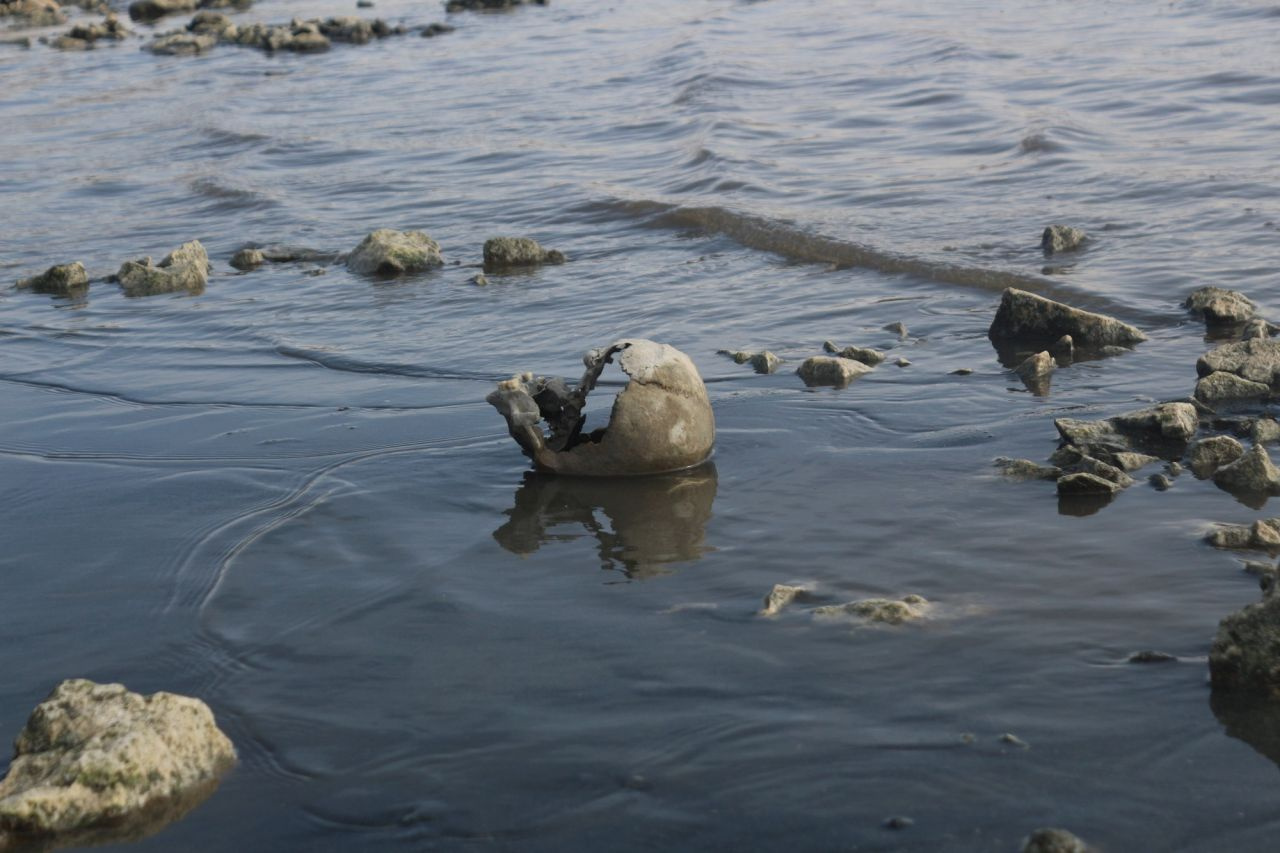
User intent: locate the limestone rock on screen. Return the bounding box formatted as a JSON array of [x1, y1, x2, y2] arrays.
[[482, 236, 565, 271], [1040, 225, 1087, 254], [346, 229, 443, 276], [1197, 338, 1280, 386], [1210, 581, 1280, 697], [1110, 452, 1158, 472], [1254, 419, 1280, 444], [1056, 472, 1119, 496], [822, 340, 885, 367], [1195, 371, 1270, 404], [1243, 318, 1276, 341], [0, 0, 65, 25], [116, 240, 210, 296], [720, 350, 780, 375], [1207, 519, 1280, 552], [994, 457, 1060, 481], [1075, 455, 1134, 488], [1190, 435, 1246, 478], [1014, 350, 1054, 393], [988, 288, 1146, 350], [1109, 402, 1199, 443], [0, 679, 235, 839], [796, 356, 873, 388], [760, 584, 815, 617], [229, 248, 263, 270], [1049, 334, 1074, 361], [1021, 827, 1089, 853], [1185, 286, 1257, 325], [486, 339, 715, 476], [1213, 443, 1280, 495], [812, 594, 929, 625], [16, 262, 88, 295]]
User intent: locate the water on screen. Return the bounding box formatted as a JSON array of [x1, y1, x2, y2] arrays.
[[3, 0, 1280, 849]]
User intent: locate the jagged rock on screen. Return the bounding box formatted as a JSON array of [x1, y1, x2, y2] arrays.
[[1195, 371, 1270, 403], [988, 288, 1146, 350], [1207, 519, 1280, 551], [1040, 225, 1087, 254], [16, 262, 88, 295], [1075, 455, 1134, 488], [147, 30, 217, 53], [445, 0, 548, 10], [1210, 580, 1280, 697], [0, 679, 235, 839], [719, 350, 780, 375], [1021, 827, 1089, 853], [128, 0, 194, 22], [1243, 318, 1276, 341], [1111, 452, 1158, 472], [1197, 338, 1280, 386], [0, 0, 65, 25], [482, 236, 565, 271], [822, 340, 885, 367], [1254, 419, 1280, 444], [229, 248, 263, 270], [812, 594, 929, 625], [1054, 402, 1199, 453], [796, 356, 873, 388], [1213, 443, 1280, 495], [1014, 350, 1054, 392], [760, 584, 815, 617], [994, 458, 1060, 480], [486, 339, 715, 476], [116, 240, 210, 296], [1185, 286, 1257, 325], [1056, 472, 1120, 496], [345, 229, 442, 275], [1190, 435, 1246, 478]]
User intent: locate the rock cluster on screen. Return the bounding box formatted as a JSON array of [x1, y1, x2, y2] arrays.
[[51, 14, 130, 49], [719, 349, 780, 375], [821, 339, 885, 367], [143, 12, 412, 54], [0, 0, 65, 26], [813, 594, 931, 625], [115, 240, 211, 296], [128, 0, 248, 23], [0, 679, 235, 841]]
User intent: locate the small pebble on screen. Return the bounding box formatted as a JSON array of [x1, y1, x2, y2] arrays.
[[1149, 474, 1173, 491], [999, 732, 1030, 749], [951, 368, 973, 376], [895, 357, 911, 367], [882, 816, 914, 830]]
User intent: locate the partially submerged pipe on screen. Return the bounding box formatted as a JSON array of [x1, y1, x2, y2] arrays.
[[486, 339, 715, 476]]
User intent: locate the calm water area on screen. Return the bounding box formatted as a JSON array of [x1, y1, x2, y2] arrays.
[[3, 0, 1280, 849]]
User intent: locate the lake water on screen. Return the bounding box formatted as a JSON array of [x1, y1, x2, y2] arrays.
[[3, 0, 1280, 849]]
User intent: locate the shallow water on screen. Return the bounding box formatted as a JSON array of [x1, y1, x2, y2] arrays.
[[3, 0, 1280, 849]]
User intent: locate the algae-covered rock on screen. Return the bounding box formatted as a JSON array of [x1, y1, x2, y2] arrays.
[[1213, 443, 1280, 495], [1195, 371, 1270, 404], [1185, 286, 1257, 326], [1210, 580, 1280, 698], [0, 679, 235, 841], [812, 594, 930, 625], [487, 339, 715, 476], [16, 262, 88, 295], [1040, 225, 1087, 255], [116, 240, 210, 296], [989, 287, 1145, 351], [796, 356, 873, 388], [482, 236, 565, 271], [345, 229, 443, 276]]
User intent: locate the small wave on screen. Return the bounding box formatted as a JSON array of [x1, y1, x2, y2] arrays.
[[273, 344, 496, 382]]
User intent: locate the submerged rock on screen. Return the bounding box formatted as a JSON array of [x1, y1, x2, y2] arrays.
[[1196, 370, 1271, 404], [719, 349, 780, 375], [822, 340, 885, 367], [147, 29, 217, 53], [883, 321, 908, 338], [1021, 827, 1089, 853], [1054, 402, 1199, 453], [1049, 334, 1074, 362], [445, 0, 548, 10], [0, 0, 65, 26], [796, 356, 873, 388], [345, 229, 443, 276], [482, 236, 565, 271], [813, 594, 929, 625], [53, 14, 130, 48], [1213, 443, 1280, 495], [1197, 338, 1280, 386], [1014, 350, 1055, 393], [1242, 318, 1276, 341], [1190, 435, 1246, 478], [1207, 518, 1280, 552], [760, 584, 815, 617], [116, 240, 210, 296], [0, 679, 235, 840], [486, 339, 715, 476], [1110, 451, 1159, 472], [229, 248, 263, 270], [1210, 579, 1280, 698], [16, 262, 88, 295], [989, 287, 1146, 351], [1185, 286, 1257, 326], [994, 457, 1061, 480], [1040, 225, 1087, 254], [1056, 471, 1120, 496], [129, 0, 195, 22]]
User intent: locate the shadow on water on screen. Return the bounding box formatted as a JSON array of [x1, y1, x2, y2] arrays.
[[492, 463, 718, 579], [1211, 691, 1280, 772]]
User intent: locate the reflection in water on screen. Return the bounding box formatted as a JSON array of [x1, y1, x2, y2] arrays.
[[1210, 691, 1280, 772], [493, 464, 717, 578]]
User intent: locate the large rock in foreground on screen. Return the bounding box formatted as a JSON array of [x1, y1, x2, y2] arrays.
[[0, 680, 235, 841], [988, 288, 1146, 351], [116, 241, 210, 296], [345, 229, 443, 276], [1211, 580, 1280, 698]]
